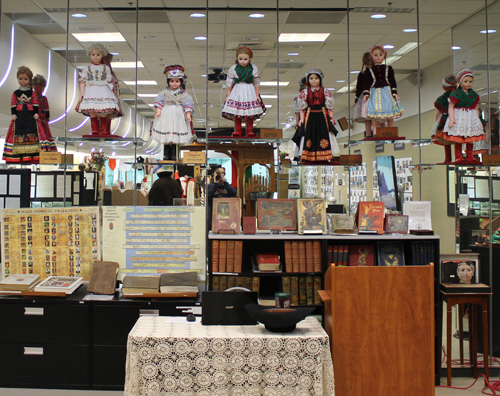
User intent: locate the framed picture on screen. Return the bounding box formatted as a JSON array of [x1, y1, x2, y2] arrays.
[[212, 197, 241, 234], [327, 214, 355, 234], [288, 168, 300, 185], [440, 253, 480, 284], [257, 199, 297, 231], [385, 214, 408, 234], [297, 199, 327, 234], [375, 155, 400, 211]]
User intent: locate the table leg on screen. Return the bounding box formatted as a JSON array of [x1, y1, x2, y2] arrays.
[[459, 304, 464, 365], [447, 300, 452, 387], [472, 305, 478, 379], [482, 298, 489, 386]]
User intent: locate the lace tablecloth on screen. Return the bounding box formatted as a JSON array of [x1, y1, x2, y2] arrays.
[[124, 316, 335, 396]]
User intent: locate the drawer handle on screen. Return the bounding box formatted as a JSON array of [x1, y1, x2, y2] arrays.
[[139, 309, 159, 316], [24, 307, 44, 316], [24, 347, 43, 356]]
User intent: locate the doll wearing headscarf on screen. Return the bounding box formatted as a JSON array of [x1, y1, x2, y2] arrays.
[[32, 74, 57, 154]]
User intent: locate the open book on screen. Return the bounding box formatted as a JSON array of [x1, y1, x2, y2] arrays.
[[160, 271, 198, 294]]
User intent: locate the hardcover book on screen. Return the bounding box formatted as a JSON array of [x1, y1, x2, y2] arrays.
[[234, 241, 243, 273], [313, 276, 322, 305], [121, 276, 160, 294], [87, 261, 119, 295], [298, 241, 307, 272], [290, 276, 299, 306], [212, 197, 241, 234], [226, 241, 235, 273], [0, 274, 41, 291], [356, 201, 385, 234], [385, 214, 409, 234], [299, 276, 307, 305], [257, 199, 297, 231], [291, 241, 300, 272], [328, 213, 355, 234], [297, 199, 327, 234], [34, 276, 83, 294], [160, 271, 198, 294], [305, 241, 314, 272], [242, 215, 257, 234], [313, 241, 322, 272], [219, 240, 227, 273], [284, 241, 293, 272], [211, 240, 219, 272], [348, 245, 375, 266], [377, 242, 405, 266]]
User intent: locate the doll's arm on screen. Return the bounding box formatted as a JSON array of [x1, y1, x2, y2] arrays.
[[79, 81, 86, 98], [11, 92, 17, 120], [297, 89, 308, 126], [298, 110, 305, 127], [362, 67, 373, 100], [154, 92, 164, 118], [225, 66, 236, 99], [184, 94, 194, 122], [435, 109, 442, 122], [252, 65, 261, 101], [448, 103, 456, 127]]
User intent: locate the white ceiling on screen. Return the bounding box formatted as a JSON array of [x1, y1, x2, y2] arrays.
[[3, 0, 497, 145]]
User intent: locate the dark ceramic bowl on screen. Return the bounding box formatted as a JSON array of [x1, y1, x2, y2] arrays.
[[244, 304, 315, 332]]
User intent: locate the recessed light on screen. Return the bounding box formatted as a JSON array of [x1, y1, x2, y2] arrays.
[[111, 62, 144, 69], [383, 44, 394, 49], [371, 14, 386, 19], [452, 46, 461, 50], [350, 70, 360, 74], [72, 32, 126, 42], [279, 33, 330, 42], [79, 142, 83, 146], [249, 13, 265, 18], [71, 13, 87, 18], [287, 52, 299, 56], [480, 29, 497, 34], [110, 52, 120, 55], [123, 80, 158, 85], [260, 94, 278, 99], [260, 81, 289, 86], [91, 147, 95, 153], [111, 151, 116, 156], [336, 80, 345, 83], [403, 28, 417, 33], [137, 94, 157, 98], [326, 88, 335, 91], [99, 148, 103, 153], [194, 36, 207, 40], [190, 12, 206, 18], [286, 123, 291, 128], [201, 74, 207, 77]]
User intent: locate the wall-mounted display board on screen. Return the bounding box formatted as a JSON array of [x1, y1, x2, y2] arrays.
[[102, 206, 206, 281], [1, 207, 100, 280], [0, 169, 31, 209]]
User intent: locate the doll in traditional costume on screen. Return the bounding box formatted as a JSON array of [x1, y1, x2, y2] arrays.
[[32, 74, 57, 153], [151, 65, 194, 161], [430, 75, 457, 164], [354, 52, 373, 137], [75, 43, 121, 137], [222, 47, 264, 137], [443, 68, 485, 164], [362, 45, 404, 136], [473, 115, 490, 156], [101, 53, 123, 135], [3, 66, 48, 163], [293, 68, 339, 163]]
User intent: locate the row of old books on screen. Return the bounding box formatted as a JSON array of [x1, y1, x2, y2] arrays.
[[122, 272, 199, 294], [283, 241, 322, 273], [283, 275, 322, 306], [0, 274, 83, 294], [211, 240, 243, 273], [411, 241, 436, 267], [327, 242, 406, 267], [212, 275, 259, 293]]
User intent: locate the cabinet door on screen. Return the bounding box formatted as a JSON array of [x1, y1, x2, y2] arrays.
[[92, 345, 127, 389]]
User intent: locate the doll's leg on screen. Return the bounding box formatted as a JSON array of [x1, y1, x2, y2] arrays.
[[371, 119, 378, 137], [454, 143, 464, 163], [364, 120, 372, 137], [387, 119, 394, 128], [171, 145, 178, 161], [232, 117, 242, 137], [99, 116, 107, 135], [106, 118, 112, 134], [246, 117, 255, 137], [465, 143, 481, 164], [440, 145, 452, 164], [90, 117, 99, 135], [163, 145, 169, 161]]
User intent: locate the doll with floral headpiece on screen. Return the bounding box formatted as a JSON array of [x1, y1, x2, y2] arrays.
[[75, 43, 121, 137], [3, 66, 49, 163], [32, 74, 57, 153], [443, 68, 485, 164], [222, 47, 264, 137], [362, 45, 404, 137], [430, 74, 457, 164], [354, 52, 373, 137], [152, 65, 194, 161], [293, 68, 339, 163]]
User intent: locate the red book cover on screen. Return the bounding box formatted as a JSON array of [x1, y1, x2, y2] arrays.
[[348, 245, 375, 266], [234, 241, 243, 273], [333, 245, 339, 265], [226, 241, 235, 272], [357, 202, 385, 234], [211, 240, 219, 272], [342, 245, 349, 266], [313, 240, 322, 272], [292, 241, 300, 272], [243, 215, 256, 234], [212, 197, 241, 234], [284, 241, 293, 272], [305, 241, 314, 272], [298, 241, 307, 272], [337, 246, 344, 265], [219, 240, 227, 272], [256, 254, 280, 264]]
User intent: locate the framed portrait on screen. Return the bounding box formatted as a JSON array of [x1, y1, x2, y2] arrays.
[[385, 214, 408, 234], [257, 199, 296, 231], [297, 199, 327, 234], [440, 253, 479, 284], [212, 197, 242, 234]]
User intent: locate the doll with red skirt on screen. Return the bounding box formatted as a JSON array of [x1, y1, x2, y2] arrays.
[[32, 74, 57, 153], [3, 66, 53, 164]]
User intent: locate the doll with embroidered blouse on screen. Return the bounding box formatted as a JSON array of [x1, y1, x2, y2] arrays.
[[222, 47, 264, 137], [3, 66, 56, 164], [75, 43, 122, 137], [362, 45, 404, 137], [443, 68, 485, 164], [293, 68, 340, 163], [151, 65, 194, 161]]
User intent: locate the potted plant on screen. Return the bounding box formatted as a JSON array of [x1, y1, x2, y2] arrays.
[[280, 151, 291, 165], [90, 152, 108, 172]]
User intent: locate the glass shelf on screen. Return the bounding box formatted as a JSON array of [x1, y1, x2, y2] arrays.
[[198, 137, 288, 145], [345, 138, 432, 146], [57, 137, 147, 148]]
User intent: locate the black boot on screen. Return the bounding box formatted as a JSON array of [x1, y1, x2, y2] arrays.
[[171, 145, 177, 161], [163, 145, 169, 161]]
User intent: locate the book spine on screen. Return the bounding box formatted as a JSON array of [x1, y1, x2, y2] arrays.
[[234, 240, 243, 273], [284, 241, 293, 273], [343, 245, 349, 266], [219, 240, 227, 272], [327, 245, 333, 265], [306, 275, 314, 305], [292, 241, 300, 272], [236, 276, 245, 288], [299, 276, 307, 305], [313, 240, 322, 272], [290, 276, 299, 306], [220, 275, 228, 291], [305, 241, 314, 272], [212, 275, 220, 291], [411, 242, 417, 266], [252, 277, 260, 296], [299, 241, 307, 272], [282, 276, 291, 295], [226, 241, 235, 273], [313, 276, 322, 305], [419, 242, 424, 266], [333, 245, 339, 265], [244, 276, 253, 291], [211, 240, 219, 273], [227, 275, 237, 289], [338, 246, 344, 265]]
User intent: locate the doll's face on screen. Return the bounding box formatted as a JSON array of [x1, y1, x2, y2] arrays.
[[237, 53, 251, 67], [372, 49, 385, 64], [169, 78, 182, 90], [457, 263, 474, 283], [90, 50, 103, 64], [308, 74, 321, 88], [460, 76, 474, 91], [18, 74, 30, 87]]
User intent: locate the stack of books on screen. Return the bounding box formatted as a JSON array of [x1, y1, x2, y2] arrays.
[[34, 276, 83, 294], [160, 272, 198, 294], [121, 276, 160, 294], [0, 274, 41, 291], [255, 254, 281, 272]]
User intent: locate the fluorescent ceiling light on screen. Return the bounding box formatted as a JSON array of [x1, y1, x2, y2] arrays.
[[201, 74, 207, 77], [452, 46, 461, 50], [190, 13, 205, 17], [326, 88, 335, 91], [279, 33, 330, 43], [72, 32, 126, 42], [110, 52, 120, 55], [287, 52, 300, 56], [336, 80, 345, 83], [249, 13, 265, 18], [111, 62, 144, 68], [265, 105, 272, 109], [260, 81, 289, 86], [123, 80, 158, 85], [383, 44, 394, 49], [71, 13, 87, 18], [403, 28, 417, 33], [371, 14, 386, 19], [194, 36, 207, 40], [350, 70, 360, 74], [337, 81, 357, 94], [138, 94, 157, 98], [480, 30, 497, 34], [261, 94, 278, 99], [385, 55, 401, 66], [393, 42, 419, 56]]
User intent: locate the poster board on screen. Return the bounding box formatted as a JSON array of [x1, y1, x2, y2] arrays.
[[1, 207, 100, 281], [102, 206, 206, 280]]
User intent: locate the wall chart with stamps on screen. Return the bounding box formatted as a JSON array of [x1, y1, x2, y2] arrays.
[[1, 207, 100, 280], [102, 206, 206, 280]]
